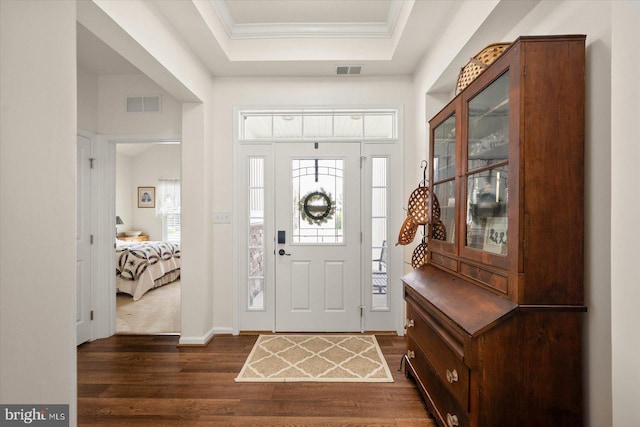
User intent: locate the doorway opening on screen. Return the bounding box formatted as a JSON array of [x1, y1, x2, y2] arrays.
[[114, 141, 182, 335], [235, 108, 403, 333]]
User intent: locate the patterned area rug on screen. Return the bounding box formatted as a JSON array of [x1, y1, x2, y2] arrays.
[[235, 335, 394, 382]]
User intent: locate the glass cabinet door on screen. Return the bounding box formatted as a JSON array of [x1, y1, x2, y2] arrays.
[[465, 72, 509, 255], [432, 114, 456, 244]]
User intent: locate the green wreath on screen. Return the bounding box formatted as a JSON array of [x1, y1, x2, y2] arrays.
[[299, 188, 336, 225]]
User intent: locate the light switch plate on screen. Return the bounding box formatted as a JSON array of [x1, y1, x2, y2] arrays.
[[213, 212, 231, 224]]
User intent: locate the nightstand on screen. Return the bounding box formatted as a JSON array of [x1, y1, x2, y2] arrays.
[[118, 235, 149, 242]]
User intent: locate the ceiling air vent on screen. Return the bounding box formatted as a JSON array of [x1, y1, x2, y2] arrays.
[[126, 95, 162, 113], [336, 66, 362, 75]]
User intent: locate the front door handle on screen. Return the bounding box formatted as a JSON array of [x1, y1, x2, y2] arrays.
[[278, 249, 291, 256]]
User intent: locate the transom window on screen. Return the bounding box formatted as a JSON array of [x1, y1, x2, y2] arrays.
[[240, 110, 397, 141]]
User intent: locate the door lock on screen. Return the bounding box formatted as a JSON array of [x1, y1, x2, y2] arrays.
[[278, 249, 291, 256]]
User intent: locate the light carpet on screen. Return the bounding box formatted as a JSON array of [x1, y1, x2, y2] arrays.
[[235, 335, 394, 382], [116, 280, 180, 334]]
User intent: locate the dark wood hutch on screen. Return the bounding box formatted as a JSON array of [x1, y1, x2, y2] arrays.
[[403, 35, 586, 427]]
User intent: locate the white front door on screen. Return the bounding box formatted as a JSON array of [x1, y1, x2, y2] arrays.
[[76, 135, 92, 345], [274, 142, 361, 332]]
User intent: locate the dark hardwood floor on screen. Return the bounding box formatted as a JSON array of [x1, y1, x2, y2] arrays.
[[78, 334, 435, 426]]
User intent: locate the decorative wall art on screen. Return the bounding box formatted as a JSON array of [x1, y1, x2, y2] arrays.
[[138, 186, 155, 208]]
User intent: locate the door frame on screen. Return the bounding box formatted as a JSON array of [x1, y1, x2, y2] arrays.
[[83, 132, 181, 342], [233, 107, 405, 335], [76, 133, 93, 345]]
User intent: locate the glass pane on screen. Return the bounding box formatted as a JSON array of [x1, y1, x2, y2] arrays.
[[364, 114, 394, 138], [372, 157, 387, 186], [465, 166, 508, 254], [162, 213, 181, 243], [334, 114, 363, 138], [242, 110, 396, 140], [274, 115, 302, 138], [433, 114, 456, 181], [292, 158, 344, 243], [303, 115, 333, 138], [248, 278, 264, 308], [433, 181, 455, 243], [249, 158, 264, 187], [372, 218, 387, 250], [372, 188, 386, 217], [468, 72, 509, 171], [243, 115, 272, 139], [371, 157, 388, 308], [248, 158, 265, 309]]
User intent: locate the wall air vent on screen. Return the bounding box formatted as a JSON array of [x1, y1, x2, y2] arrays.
[[336, 66, 362, 75], [126, 95, 162, 113]]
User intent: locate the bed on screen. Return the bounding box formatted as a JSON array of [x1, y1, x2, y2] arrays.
[[116, 240, 181, 301]]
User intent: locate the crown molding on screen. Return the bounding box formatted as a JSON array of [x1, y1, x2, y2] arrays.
[[210, 0, 407, 40]]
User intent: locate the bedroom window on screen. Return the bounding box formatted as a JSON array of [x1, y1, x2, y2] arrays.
[[157, 179, 181, 243]]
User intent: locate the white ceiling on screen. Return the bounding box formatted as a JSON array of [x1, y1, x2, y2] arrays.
[[77, 23, 142, 75], [224, 0, 392, 24], [77, 0, 462, 78]]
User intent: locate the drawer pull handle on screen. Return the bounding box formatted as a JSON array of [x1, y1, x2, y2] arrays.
[[446, 369, 459, 383], [407, 350, 415, 359], [406, 318, 414, 328], [446, 413, 459, 427]]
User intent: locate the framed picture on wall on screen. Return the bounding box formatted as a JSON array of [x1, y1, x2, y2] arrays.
[[138, 186, 155, 208]]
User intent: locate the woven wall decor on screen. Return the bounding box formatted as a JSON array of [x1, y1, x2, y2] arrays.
[[396, 215, 418, 246], [456, 42, 511, 95], [431, 219, 447, 241], [411, 240, 428, 269], [432, 193, 442, 221], [407, 186, 429, 225]]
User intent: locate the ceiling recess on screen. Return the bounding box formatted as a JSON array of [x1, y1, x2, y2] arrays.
[[336, 66, 362, 75]]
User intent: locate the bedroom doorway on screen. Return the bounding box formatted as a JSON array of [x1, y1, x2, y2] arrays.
[[114, 141, 182, 335]]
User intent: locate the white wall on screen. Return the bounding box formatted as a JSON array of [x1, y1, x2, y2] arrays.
[[0, 0, 77, 422], [611, 2, 640, 426], [78, 66, 99, 132], [115, 144, 181, 241], [98, 74, 182, 135], [211, 76, 414, 330], [115, 152, 133, 235]]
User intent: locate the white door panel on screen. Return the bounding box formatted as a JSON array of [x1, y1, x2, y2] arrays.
[[274, 142, 361, 332], [76, 135, 92, 345]]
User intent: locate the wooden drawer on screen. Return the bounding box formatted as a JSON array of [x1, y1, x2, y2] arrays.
[[407, 336, 470, 427], [406, 302, 470, 410]]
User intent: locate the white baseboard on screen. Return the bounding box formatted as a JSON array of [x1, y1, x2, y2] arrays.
[[212, 327, 235, 335], [178, 326, 233, 345], [178, 327, 215, 346]]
